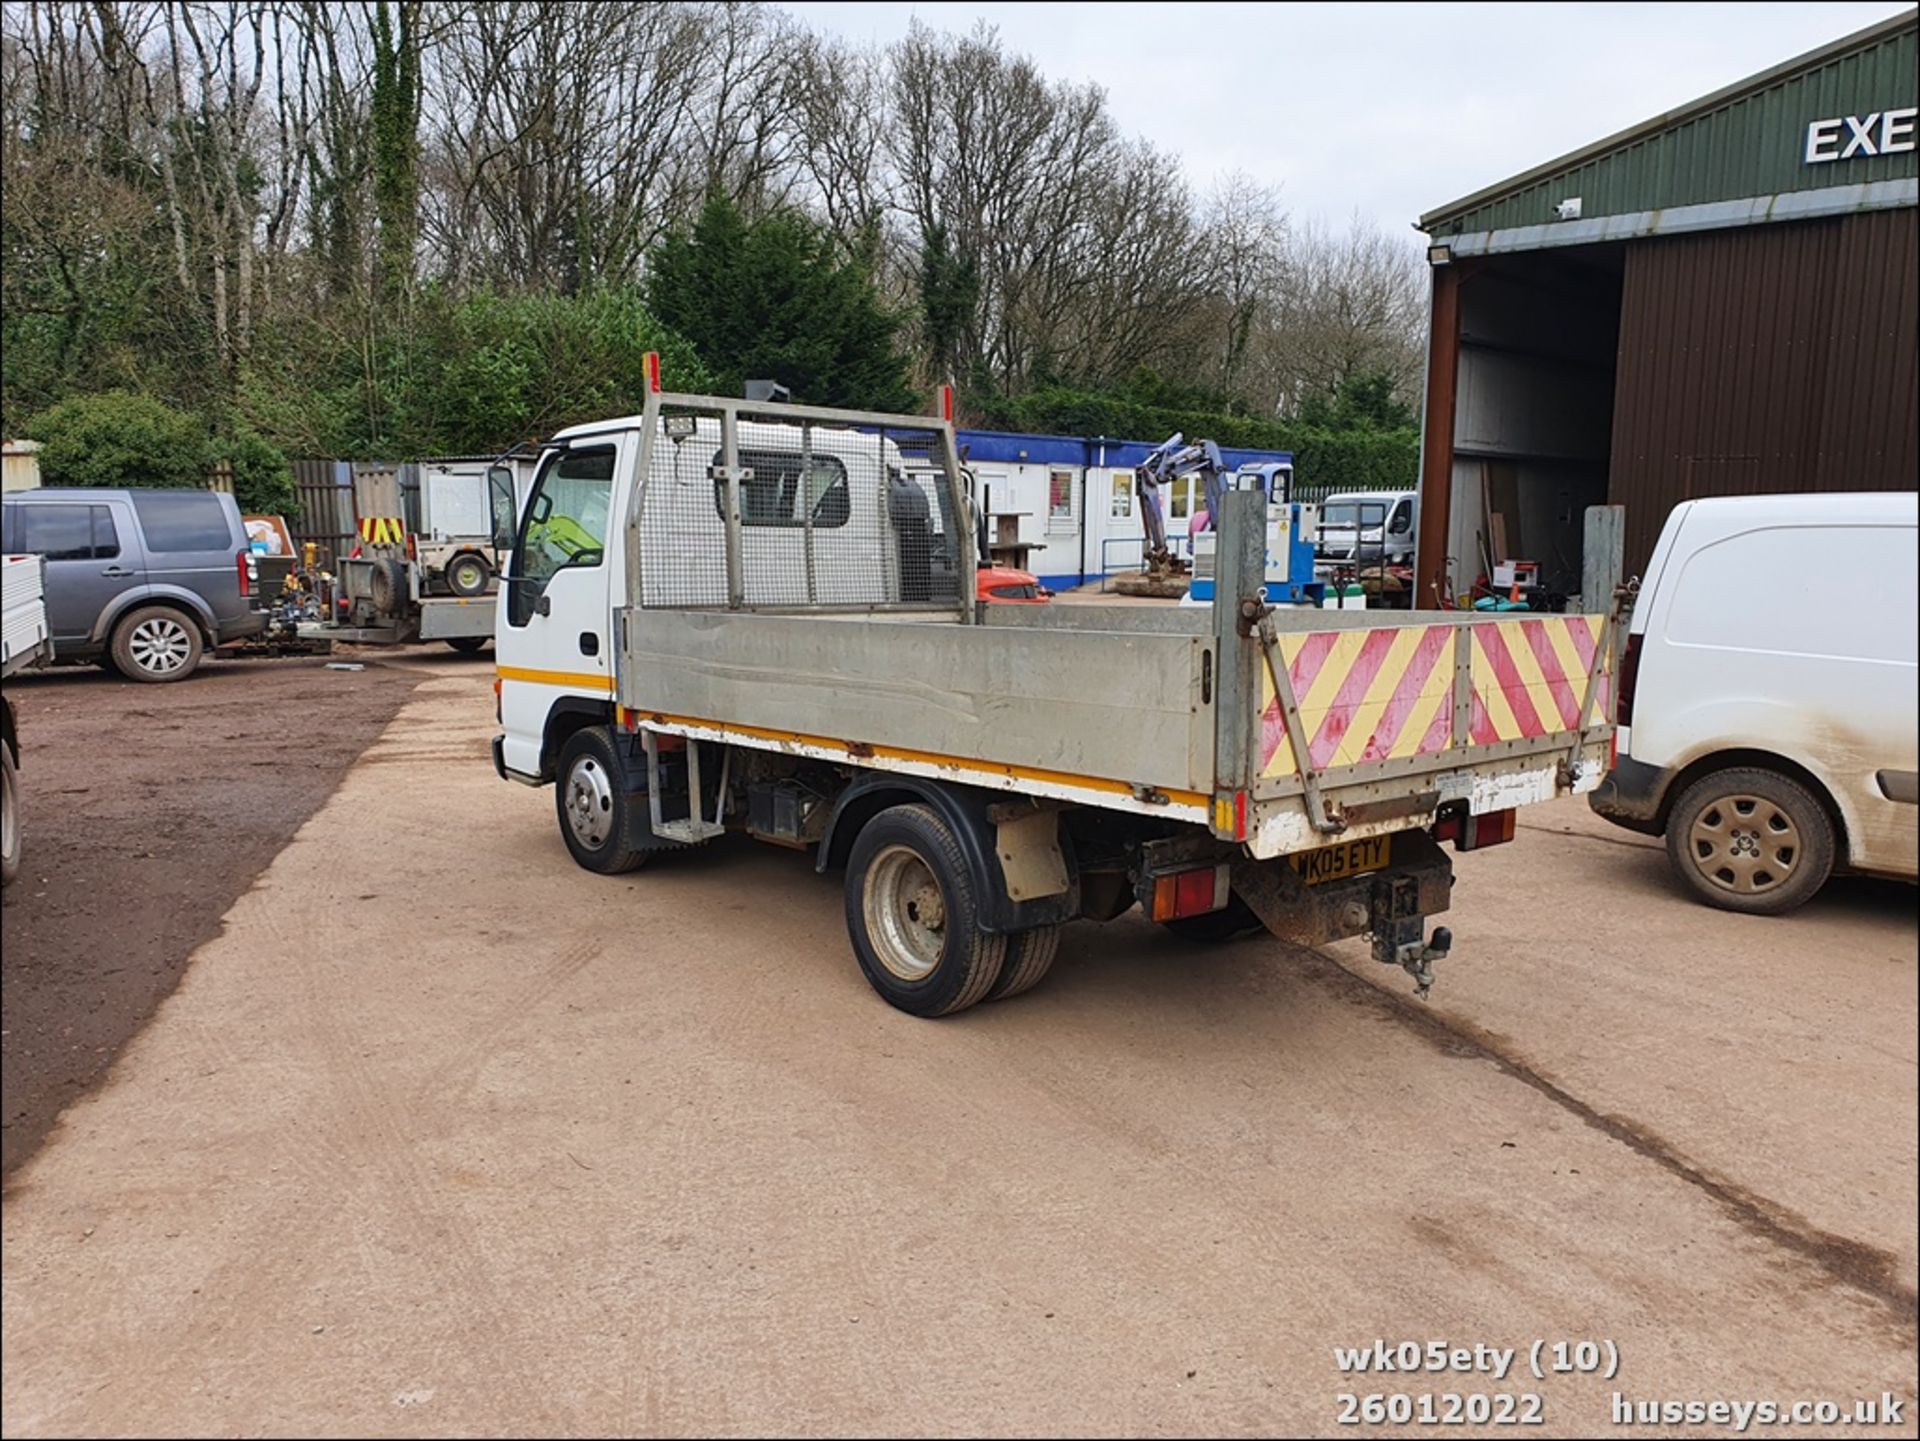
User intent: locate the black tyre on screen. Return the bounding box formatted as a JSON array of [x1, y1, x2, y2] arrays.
[[1665, 766, 1835, 916], [445, 636, 488, 655], [988, 924, 1059, 1001], [554, 727, 650, 875], [1161, 892, 1264, 944], [368, 557, 407, 615], [1, 742, 19, 888], [445, 551, 492, 598], [110, 605, 203, 683], [845, 804, 1005, 1017], [94, 654, 122, 675]]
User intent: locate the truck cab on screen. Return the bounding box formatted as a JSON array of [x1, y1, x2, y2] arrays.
[[494, 415, 950, 781]]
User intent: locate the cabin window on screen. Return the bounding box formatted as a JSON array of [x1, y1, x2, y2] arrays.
[[1048, 469, 1073, 519]]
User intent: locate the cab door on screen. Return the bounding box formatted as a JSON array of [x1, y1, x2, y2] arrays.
[[495, 434, 632, 777]]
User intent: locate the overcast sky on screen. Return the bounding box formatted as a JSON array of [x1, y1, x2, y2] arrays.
[[782, 2, 1913, 243]]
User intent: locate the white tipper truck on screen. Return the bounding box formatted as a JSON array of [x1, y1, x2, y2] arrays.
[[3, 552, 55, 886], [493, 373, 1623, 1017]]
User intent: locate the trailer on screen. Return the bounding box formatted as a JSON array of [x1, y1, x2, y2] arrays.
[[3, 553, 54, 886], [297, 457, 531, 652], [493, 378, 1621, 1017]]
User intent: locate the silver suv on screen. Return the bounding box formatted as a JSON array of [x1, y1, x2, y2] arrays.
[[0, 488, 265, 682]]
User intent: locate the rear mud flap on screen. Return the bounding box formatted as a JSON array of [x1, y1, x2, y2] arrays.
[[1231, 828, 1455, 995]]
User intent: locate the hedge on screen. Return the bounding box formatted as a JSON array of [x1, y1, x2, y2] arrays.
[[974, 386, 1419, 494]]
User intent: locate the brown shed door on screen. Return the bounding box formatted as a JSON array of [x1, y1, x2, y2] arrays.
[[1608, 208, 1919, 575]]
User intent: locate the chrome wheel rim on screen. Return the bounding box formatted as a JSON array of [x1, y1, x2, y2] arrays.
[[1688, 793, 1801, 895], [129, 617, 192, 674], [563, 754, 614, 850], [863, 844, 947, 981]]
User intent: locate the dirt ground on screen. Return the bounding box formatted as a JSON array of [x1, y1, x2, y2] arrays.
[[0, 651, 431, 1177], [2, 667, 1915, 1436]]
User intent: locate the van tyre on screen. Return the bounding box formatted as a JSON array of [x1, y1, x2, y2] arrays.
[[111, 606, 203, 683], [1665, 766, 1834, 916], [445, 552, 492, 598], [846, 804, 1005, 1017], [988, 924, 1059, 1000], [555, 728, 650, 875]]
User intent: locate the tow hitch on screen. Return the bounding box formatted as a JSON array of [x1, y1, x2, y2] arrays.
[[1369, 871, 1452, 999]]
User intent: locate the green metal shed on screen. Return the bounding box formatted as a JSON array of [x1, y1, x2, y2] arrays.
[[1412, 11, 1918, 602]]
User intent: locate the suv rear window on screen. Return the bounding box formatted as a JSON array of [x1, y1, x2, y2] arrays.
[[7, 502, 120, 561], [132, 491, 232, 552]]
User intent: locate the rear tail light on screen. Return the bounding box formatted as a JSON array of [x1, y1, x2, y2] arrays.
[[1150, 863, 1231, 922], [1456, 808, 1516, 852], [236, 549, 252, 596], [1617, 632, 1643, 726], [493, 676, 502, 723]]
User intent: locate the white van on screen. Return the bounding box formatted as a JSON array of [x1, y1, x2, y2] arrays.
[[1590, 493, 1917, 913]]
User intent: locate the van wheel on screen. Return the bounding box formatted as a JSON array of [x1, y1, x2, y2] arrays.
[[1, 743, 20, 887], [988, 924, 1059, 1000], [111, 606, 203, 683], [445, 552, 492, 598], [555, 728, 650, 875], [1665, 767, 1834, 915], [846, 804, 1005, 1017]]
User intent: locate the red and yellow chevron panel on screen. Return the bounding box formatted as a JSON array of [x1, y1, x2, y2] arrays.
[[1256, 616, 1611, 777], [358, 516, 407, 545], [1259, 624, 1457, 778], [1468, 615, 1609, 744]]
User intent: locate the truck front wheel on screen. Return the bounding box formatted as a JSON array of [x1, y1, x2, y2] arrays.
[[555, 728, 650, 875], [845, 804, 1005, 1017]]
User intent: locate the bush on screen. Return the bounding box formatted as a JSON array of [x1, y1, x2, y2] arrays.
[[23, 390, 213, 490], [218, 426, 297, 516]]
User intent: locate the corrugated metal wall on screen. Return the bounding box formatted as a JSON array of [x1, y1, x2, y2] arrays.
[[1427, 16, 1917, 235], [1608, 206, 1919, 573]]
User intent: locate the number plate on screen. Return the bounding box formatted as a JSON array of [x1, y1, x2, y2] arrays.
[[1289, 834, 1392, 886]]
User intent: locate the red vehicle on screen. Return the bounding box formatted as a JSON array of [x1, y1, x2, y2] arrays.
[[976, 565, 1050, 604]]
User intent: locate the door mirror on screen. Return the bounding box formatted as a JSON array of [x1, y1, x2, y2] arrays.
[[487, 465, 517, 550]]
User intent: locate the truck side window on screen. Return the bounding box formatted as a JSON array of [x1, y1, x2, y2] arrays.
[[509, 445, 615, 624], [1389, 500, 1412, 534], [712, 449, 850, 528]]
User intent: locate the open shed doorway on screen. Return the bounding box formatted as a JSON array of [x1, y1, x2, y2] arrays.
[[1434, 244, 1623, 607]]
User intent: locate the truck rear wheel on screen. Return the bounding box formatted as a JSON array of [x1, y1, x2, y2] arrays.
[[555, 728, 650, 875], [845, 804, 1005, 1017], [988, 925, 1059, 1000], [1665, 766, 1834, 915], [445, 636, 488, 654]]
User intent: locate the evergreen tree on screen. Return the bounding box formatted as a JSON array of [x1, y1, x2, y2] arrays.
[[646, 195, 917, 411]]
